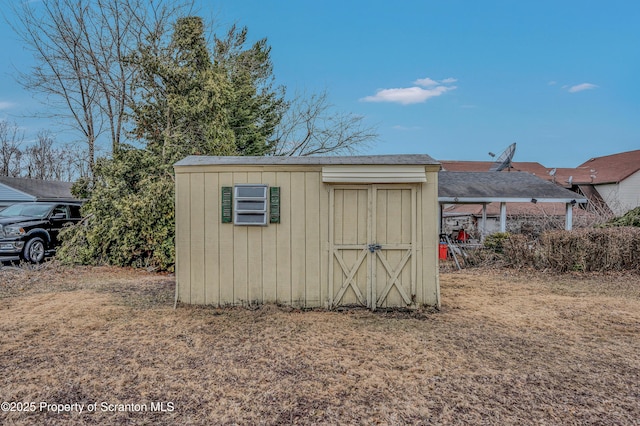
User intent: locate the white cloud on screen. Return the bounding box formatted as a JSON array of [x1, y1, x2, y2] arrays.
[[548, 81, 557, 86], [0, 101, 14, 110], [567, 83, 598, 93], [414, 77, 439, 87], [362, 77, 457, 105], [362, 86, 456, 105], [441, 77, 458, 84]]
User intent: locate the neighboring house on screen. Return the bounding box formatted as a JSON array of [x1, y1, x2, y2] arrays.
[[0, 176, 77, 208], [573, 150, 640, 216]]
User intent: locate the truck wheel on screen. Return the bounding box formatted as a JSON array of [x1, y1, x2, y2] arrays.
[[23, 237, 46, 263]]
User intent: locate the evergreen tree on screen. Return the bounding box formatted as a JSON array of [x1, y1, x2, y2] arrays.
[[131, 16, 237, 164], [215, 25, 287, 156]]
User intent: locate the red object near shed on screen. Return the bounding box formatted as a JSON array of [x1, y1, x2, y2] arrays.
[[438, 243, 448, 260]]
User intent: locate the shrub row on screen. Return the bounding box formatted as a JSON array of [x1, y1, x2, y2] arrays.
[[502, 227, 640, 272]]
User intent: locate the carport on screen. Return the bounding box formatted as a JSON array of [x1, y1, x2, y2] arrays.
[[438, 171, 588, 239]]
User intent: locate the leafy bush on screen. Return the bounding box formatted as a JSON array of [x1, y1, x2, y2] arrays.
[[58, 149, 175, 271], [483, 232, 510, 253], [603, 206, 640, 227]]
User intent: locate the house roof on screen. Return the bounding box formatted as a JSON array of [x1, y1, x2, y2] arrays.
[[175, 154, 440, 167], [439, 160, 605, 188], [577, 149, 640, 184], [440, 160, 550, 176], [545, 167, 594, 187], [0, 176, 75, 200], [438, 171, 587, 204]]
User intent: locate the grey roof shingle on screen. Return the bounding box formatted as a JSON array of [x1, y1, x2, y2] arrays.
[[438, 171, 587, 203]]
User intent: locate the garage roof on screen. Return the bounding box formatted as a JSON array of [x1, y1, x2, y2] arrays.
[[438, 171, 587, 204]]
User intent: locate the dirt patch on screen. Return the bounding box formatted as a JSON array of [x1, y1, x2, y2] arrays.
[[1, 264, 639, 424]]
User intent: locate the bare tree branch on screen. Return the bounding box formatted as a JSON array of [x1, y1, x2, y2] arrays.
[[272, 90, 377, 156], [0, 120, 24, 177], [6, 0, 194, 175]]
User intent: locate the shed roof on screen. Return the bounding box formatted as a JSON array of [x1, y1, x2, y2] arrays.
[[438, 171, 587, 204], [175, 154, 440, 167], [0, 176, 75, 200]]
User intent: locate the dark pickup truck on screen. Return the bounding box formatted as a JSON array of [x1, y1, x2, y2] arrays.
[[0, 202, 83, 263]]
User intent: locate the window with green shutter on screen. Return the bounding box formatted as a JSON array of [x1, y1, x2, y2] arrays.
[[233, 184, 268, 225]]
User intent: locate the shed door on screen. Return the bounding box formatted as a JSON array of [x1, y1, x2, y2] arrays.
[[329, 185, 416, 309]]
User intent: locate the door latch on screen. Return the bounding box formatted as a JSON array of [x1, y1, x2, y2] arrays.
[[368, 243, 382, 253]]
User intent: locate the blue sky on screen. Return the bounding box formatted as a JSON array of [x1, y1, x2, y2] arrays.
[[1, 0, 639, 167]]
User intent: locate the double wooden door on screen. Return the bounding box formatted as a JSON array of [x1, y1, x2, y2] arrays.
[[329, 185, 417, 310]]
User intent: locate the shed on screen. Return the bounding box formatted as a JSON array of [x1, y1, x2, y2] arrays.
[[174, 154, 441, 310]]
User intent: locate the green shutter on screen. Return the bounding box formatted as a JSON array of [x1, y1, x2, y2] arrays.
[[269, 186, 280, 224], [221, 186, 233, 223]]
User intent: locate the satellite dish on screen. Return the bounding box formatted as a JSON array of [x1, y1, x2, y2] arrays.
[[489, 143, 516, 171]]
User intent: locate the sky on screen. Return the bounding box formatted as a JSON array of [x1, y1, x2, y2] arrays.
[[1, 0, 639, 168]]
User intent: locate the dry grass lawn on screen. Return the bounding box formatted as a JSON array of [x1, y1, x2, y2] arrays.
[[1, 263, 639, 425]]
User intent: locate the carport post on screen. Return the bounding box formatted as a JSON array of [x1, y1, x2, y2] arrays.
[[481, 203, 487, 242], [565, 203, 573, 230], [499, 202, 507, 233]]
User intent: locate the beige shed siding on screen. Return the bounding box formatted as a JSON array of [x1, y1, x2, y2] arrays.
[[175, 172, 191, 303], [204, 173, 220, 305], [219, 172, 234, 305], [190, 172, 205, 304], [276, 171, 291, 304], [305, 172, 323, 305], [175, 162, 439, 308], [176, 168, 329, 306]]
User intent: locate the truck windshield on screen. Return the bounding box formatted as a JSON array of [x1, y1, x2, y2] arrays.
[[0, 203, 54, 218]]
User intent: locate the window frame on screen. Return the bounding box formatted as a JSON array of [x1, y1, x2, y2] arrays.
[[233, 184, 268, 226]]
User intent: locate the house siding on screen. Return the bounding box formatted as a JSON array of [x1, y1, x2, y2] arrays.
[[596, 170, 640, 216], [0, 184, 36, 207]]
